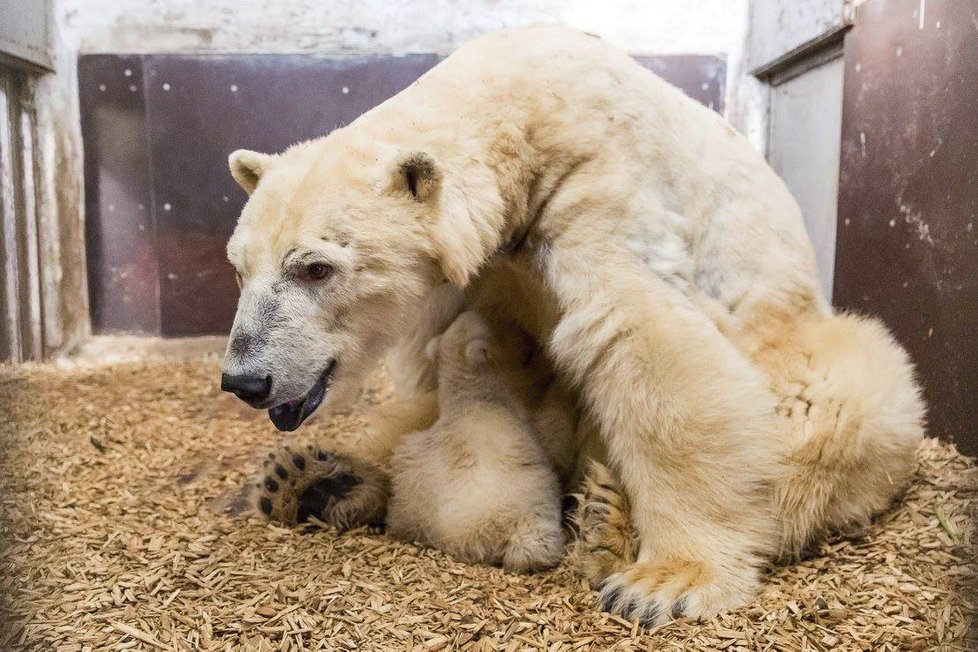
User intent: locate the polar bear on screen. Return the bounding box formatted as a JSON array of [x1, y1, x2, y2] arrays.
[[386, 310, 565, 571], [222, 25, 925, 625]]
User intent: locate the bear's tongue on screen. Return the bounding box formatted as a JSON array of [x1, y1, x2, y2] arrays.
[[267, 361, 336, 432], [268, 398, 306, 432]]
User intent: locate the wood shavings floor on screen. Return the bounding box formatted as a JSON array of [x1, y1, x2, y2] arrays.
[[0, 358, 975, 651]]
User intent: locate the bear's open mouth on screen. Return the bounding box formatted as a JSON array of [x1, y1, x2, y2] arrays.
[[268, 360, 337, 432]]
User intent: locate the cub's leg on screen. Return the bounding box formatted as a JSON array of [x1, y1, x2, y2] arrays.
[[255, 445, 388, 529], [502, 507, 565, 573], [542, 241, 784, 626], [388, 426, 564, 572]]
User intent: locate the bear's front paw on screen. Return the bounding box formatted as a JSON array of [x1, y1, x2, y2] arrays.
[[256, 445, 389, 530], [598, 559, 759, 628]]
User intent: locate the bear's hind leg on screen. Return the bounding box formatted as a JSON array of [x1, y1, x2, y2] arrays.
[[499, 466, 565, 573], [756, 313, 925, 557]]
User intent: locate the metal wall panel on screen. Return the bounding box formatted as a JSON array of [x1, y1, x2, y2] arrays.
[[768, 55, 844, 299], [834, 0, 978, 455], [145, 54, 442, 336], [79, 55, 159, 335], [80, 53, 726, 336], [632, 55, 725, 113]]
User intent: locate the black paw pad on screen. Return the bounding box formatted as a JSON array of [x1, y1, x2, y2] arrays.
[[264, 477, 279, 492], [292, 455, 306, 471], [275, 464, 288, 479], [295, 473, 363, 523], [259, 497, 273, 516]]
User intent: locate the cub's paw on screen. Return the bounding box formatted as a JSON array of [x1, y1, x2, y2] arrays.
[[503, 517, 565, 573], [599, 559, 759, 628], [256, 445, 389, 530], [568, 461, 637, 587]]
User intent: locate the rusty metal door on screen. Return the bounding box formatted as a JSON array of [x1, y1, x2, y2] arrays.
[[834, 0, 978, 456]]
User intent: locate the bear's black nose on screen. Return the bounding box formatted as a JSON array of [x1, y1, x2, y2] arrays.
[[221, 373, 271, 404]]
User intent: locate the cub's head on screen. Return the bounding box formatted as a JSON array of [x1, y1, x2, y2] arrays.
[[221, 134, 464, 431], [426, 311, 536, 381]]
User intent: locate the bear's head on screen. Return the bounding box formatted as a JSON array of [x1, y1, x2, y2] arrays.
[[221, 134, 472, 431]]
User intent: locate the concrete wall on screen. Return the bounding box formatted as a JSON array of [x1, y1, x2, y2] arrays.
[[747, 0, 849, 69], [43, 0, 765, 349], [0, 1, 52, 70], [0, 1, 89, 361], [59, 1, 744, 56]]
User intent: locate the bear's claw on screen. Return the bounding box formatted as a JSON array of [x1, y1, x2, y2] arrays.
[[598, 558, 754, 628], [599, 569, 683, 628]]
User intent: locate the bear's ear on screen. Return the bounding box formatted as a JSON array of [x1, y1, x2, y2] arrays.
[[390, 151, 441, 202], [229, 149, 274, 194]]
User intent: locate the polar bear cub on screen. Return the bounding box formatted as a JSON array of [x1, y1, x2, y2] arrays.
[[386, 311, 564, 572]]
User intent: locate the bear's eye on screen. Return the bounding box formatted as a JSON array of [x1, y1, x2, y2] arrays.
[[306, 262, 333, 281]]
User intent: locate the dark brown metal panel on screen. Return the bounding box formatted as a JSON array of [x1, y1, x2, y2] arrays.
[[79, 55, 160, 334], [834, 0, 978, 455], [79, 53, 724, 337], [633, 55, 726, 113], [142, 54, 442, 336]]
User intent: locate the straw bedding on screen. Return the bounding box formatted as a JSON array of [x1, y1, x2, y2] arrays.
[[0, 356, 975, 651]]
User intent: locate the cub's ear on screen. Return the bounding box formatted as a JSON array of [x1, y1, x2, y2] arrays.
[[229, 149, 275, 194], [390, 151, 441, 202], [424, 336, 442, 361], [463, 338, 490, 365]]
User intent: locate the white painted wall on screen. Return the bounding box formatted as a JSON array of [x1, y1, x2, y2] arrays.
[[0, 1, 52, 69], [59, 1, 743, 56], [747, 0, 849, 69], [54, 0, 764, 139]]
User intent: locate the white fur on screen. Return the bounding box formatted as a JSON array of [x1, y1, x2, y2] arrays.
[[224, 25, 925, 624]]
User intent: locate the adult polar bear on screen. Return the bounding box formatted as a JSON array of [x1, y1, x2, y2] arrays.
[[221, 26, 924, 624]]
